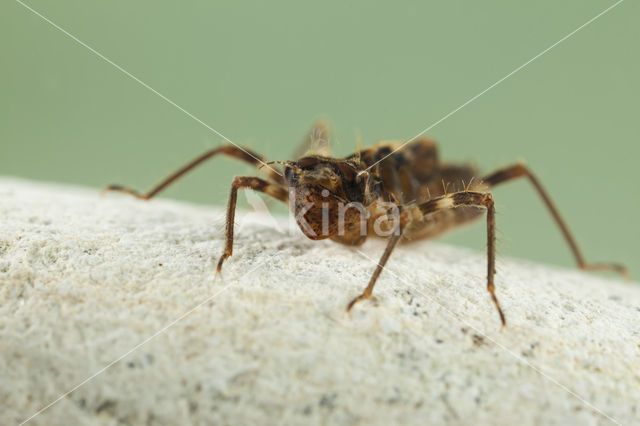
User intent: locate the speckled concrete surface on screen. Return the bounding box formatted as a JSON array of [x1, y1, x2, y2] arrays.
[[1, 177, 639, 426]]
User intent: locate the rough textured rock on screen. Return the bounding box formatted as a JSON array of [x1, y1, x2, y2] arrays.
[[1, 177, 639, 426]]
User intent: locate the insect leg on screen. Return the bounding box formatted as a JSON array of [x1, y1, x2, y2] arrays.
[[216, 176, 288, 274], [347, 221, 406, 311], [419, 191, 505, 326], [103, 145, 283, 200], [483, 163, 628, 278]]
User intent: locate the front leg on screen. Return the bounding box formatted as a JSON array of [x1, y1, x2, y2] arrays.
[[347, 210, 408, 311], [217, 176, 288, 274], [419, 191, 504, 326]]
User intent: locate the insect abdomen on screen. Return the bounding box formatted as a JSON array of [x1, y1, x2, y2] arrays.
[[356, 139, 480, 205]]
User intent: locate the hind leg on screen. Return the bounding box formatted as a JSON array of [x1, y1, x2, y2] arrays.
[[483, 163, 628, 278], [103, 145, 283, 200]]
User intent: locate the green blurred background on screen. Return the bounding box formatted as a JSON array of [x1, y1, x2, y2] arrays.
[[1, 0, 638, 276]]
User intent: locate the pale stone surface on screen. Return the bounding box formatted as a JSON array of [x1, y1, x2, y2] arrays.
[[1, 177, 639, 426]]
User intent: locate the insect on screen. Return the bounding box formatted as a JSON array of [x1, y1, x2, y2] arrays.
[[104, 121, 628, 326]]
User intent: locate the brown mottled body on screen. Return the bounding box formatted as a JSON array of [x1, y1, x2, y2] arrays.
[[350, 140, 489, 242], [104, 122, 628, 326]]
